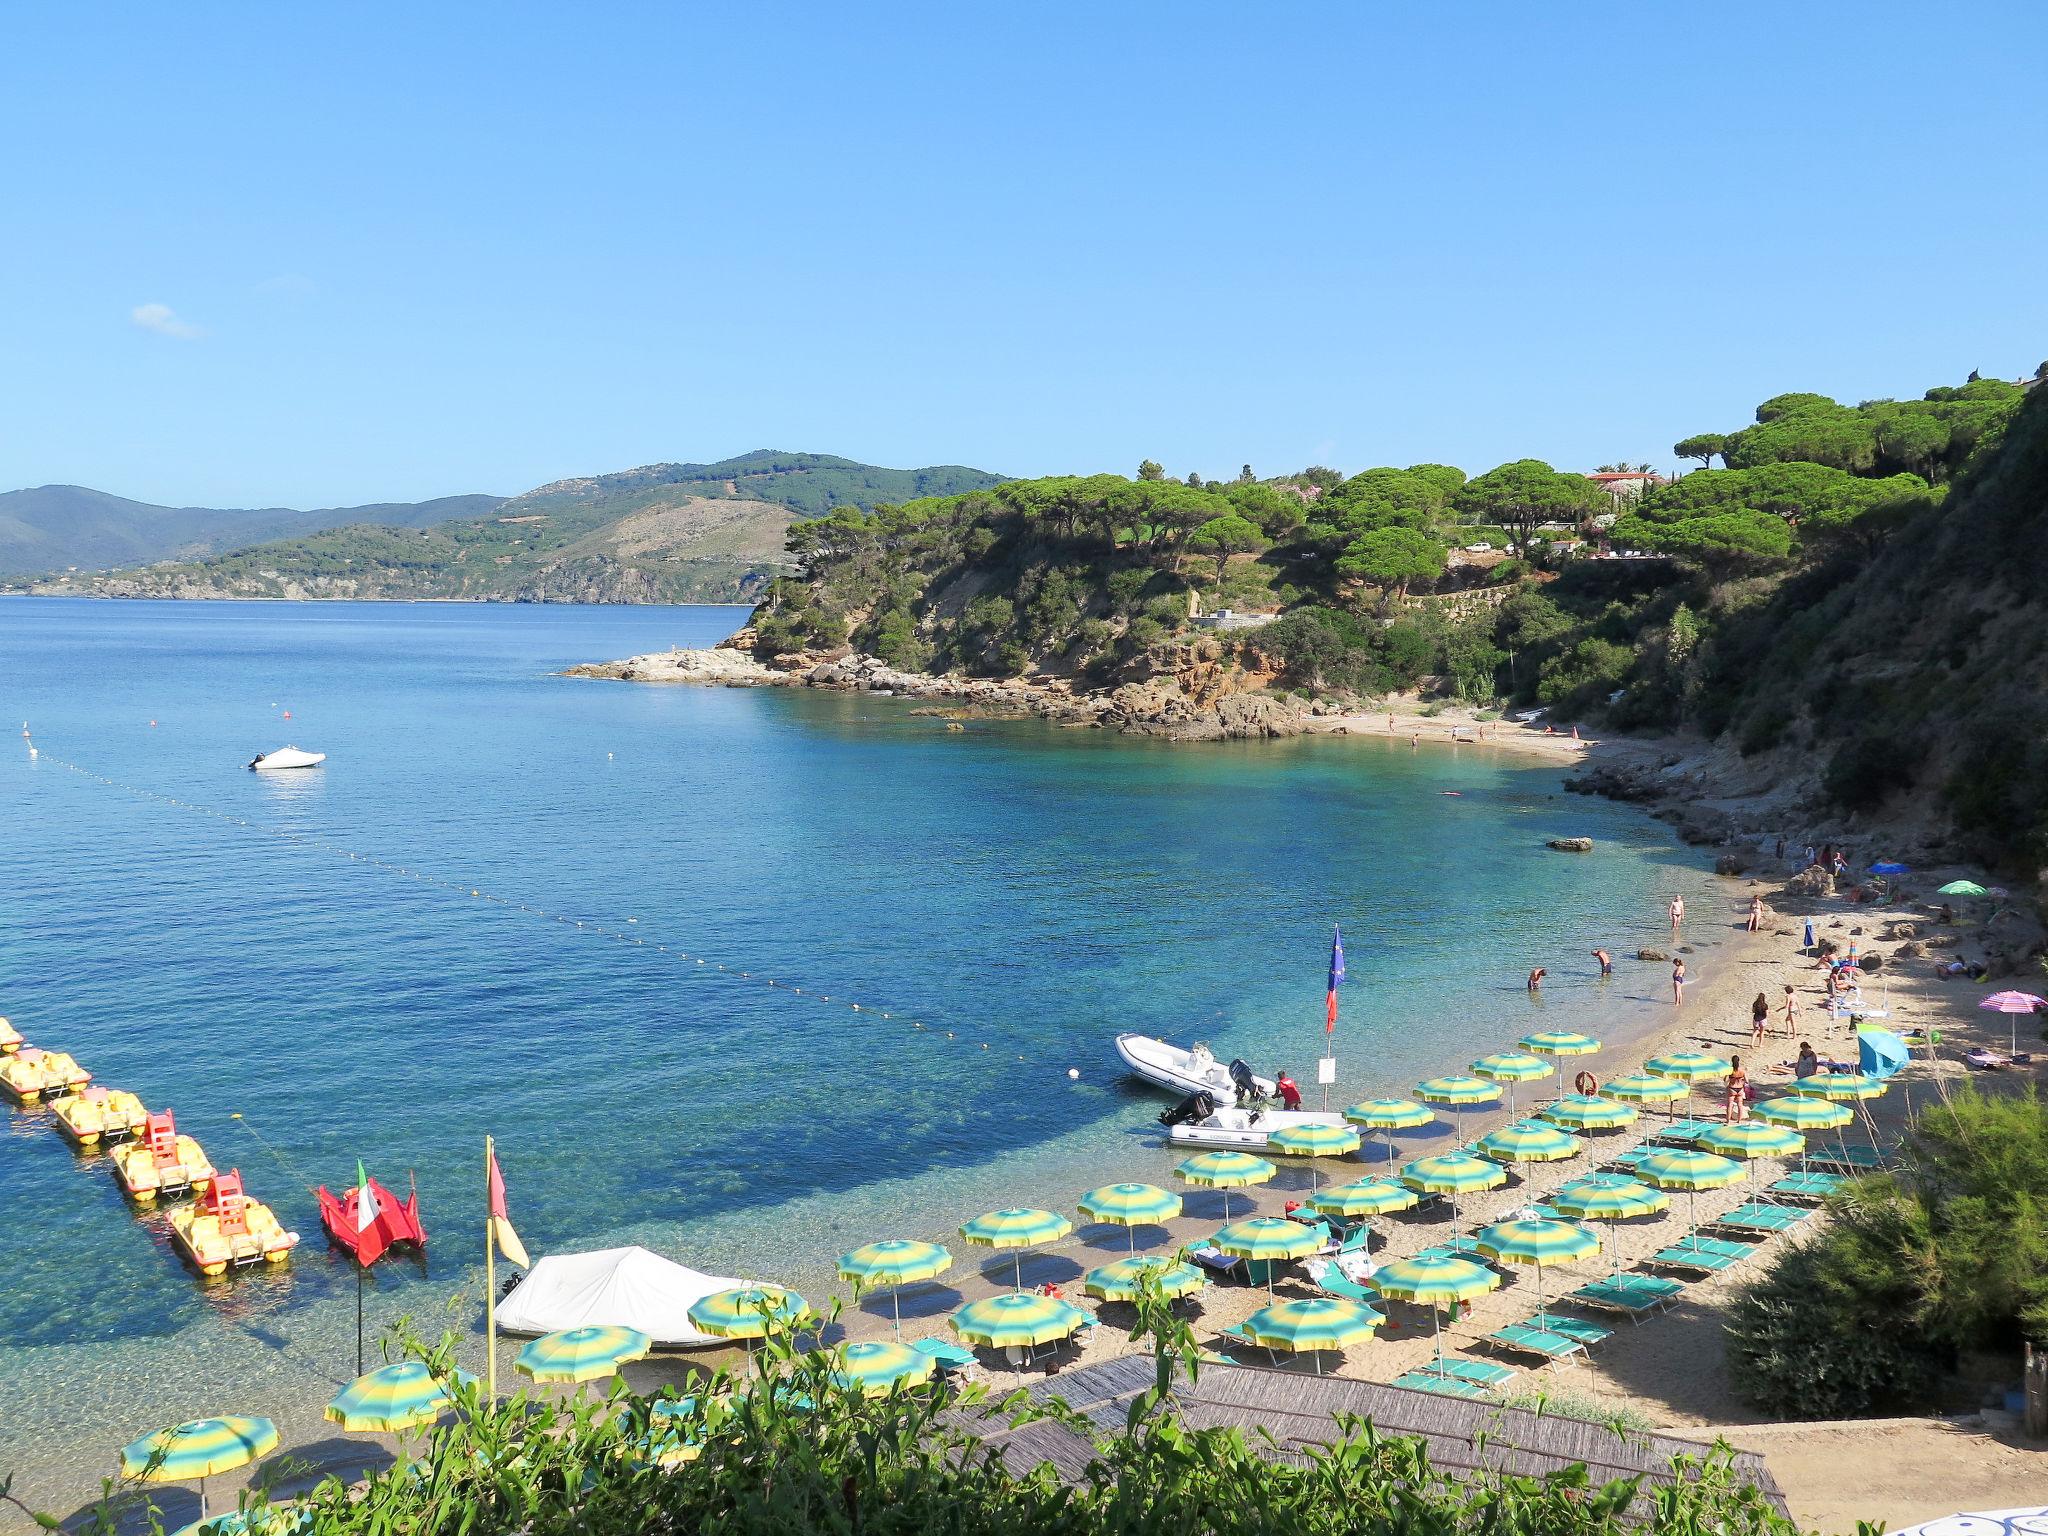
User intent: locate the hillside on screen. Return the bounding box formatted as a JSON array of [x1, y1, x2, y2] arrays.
[[0, 485, 507, 576], [10, 452, 1007, 605]]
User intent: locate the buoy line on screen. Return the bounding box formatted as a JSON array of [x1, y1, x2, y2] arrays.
[[32, 751, 1056, 1071]]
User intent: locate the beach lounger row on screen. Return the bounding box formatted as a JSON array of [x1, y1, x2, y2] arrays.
[[1391, 1357, 1516, 1399], [1705, 1201, 1810, 1237], [1479, 1314, 1615, 1364], [1770, 1170, 1847, 1202], [1802, 1145, 1888, 1172], [1644, 1234, 1752, 1275], [1565, 1273, 1683, 1319]]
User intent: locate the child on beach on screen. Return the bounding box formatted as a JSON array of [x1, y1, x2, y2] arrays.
[[1672, 957, 1685, 1006]]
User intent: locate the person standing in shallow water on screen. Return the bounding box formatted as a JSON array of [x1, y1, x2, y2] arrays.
[[1672, 957, 1685, 1006], [1592, 948, 1613, 977], [1669, 894, 1685, 933]]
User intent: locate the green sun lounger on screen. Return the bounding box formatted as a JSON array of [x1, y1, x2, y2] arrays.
[[1542, 1314, 1612, 1350], [1567, 1273, 1682, 1318], [909, 1338, 978, 1372], [1393, 1369, 1494, 1399], [1646, 1236, 1749, 1274], [1313, 1269, 1380, 1307], [1707, 1202, 1809, 1236], [1770, 1171, 1847, 1202], [1603, 1147, 1656, 1172], [1804, 1145, 1888, 1171], [1482, 1321, 1586, 1363], [1650, 1118, 1724, 1142]]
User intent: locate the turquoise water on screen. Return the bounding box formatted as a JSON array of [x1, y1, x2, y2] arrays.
[[0, 599, 1714, 1482]]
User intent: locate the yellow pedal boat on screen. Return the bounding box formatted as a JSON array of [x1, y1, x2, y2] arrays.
[[169, 1170, 299, 1276], [52, 1086, 149, 1146], [0, 1016, 21, 1053], [110, 1109, 215, 1201], [0, 1047, 92, 1103]]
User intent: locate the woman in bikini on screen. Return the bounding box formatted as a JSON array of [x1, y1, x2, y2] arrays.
[[1724, 1054, 1749, 1122], [1751, 992, 1769, 1048]]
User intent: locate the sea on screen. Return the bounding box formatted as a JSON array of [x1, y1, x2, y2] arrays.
[[0, 598, 1719, 1493]]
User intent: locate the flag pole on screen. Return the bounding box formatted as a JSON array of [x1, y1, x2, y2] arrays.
[[485, 1134, 497, 1402]]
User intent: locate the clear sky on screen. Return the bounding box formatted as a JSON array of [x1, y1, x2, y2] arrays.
[[4, 1, 2044, 508]]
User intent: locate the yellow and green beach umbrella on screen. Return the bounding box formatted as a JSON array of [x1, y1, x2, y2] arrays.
[[1755, 1095, 1852, 1131], [1696, 1121, 1804, 1161], [1175, 1150, 1276, 1220], [1400, 1151, 1507, 1224], [1212, 1216, 1323, 1297], [1474, 1217, 1598, 1325], [839, 1239, 954, 1337], [829, 1340, 935, 1398], [1471, 1051, 1554, 1113], [1474, 1122, 1584, 1164], [1368, 1255, 1499, 1376], [1599, 1072, 1690, 1108], [1540, 1094, 1638, 1131], [1550, 1178, 1670, 1279], [1414, 1075, 1502, 1106], [1265, 1122, 1361, 1190], [1789, 1072, 1885, 1102], [1307, 1179, 1417, 1219], [121, 1417, 280, 1519], [1343, 1097, 1435, 1164], [1644, 1051, 1731, 1081], [1522, 1031, 1601, 1057], [961, 1207, 1075, 1290], [950, 1292, 1088, 1381], [323, 1361, 475, 1432], [688, 1286, 811, 1339], [1241, 1297, 1381, 1370], [1637, 1147, 1744, 1232], [1078, 1183, 1182, 1252], [516, 1325, 655, 1384], [1083, 1255, 1205, 1303]]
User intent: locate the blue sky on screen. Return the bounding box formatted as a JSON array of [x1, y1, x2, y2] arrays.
[[3, 1, 2043, 508]]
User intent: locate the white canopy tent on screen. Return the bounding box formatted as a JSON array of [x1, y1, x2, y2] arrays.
[[495, 1245, 747, 1347]]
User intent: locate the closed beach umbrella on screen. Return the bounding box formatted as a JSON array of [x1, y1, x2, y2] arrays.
[[1803, 919, 1816, 952], [1788, 1072, 1885, 1102], [1078, 1183, 1182, 1253], [1549, 1180, 1668, 1281], [1082, 1255, 1205, 1303], [1400, 1151, 1507, 1226], [1213, 1216, 1323, 1298], [1175, 1151, 1276, 1221], [1471, 1051, 1553, 1114], [839, 1240, 953, 1338], [1307, 1179, 1416, 1219], [1265, 1122, 1361, 1190], [516, 1325, 654, 1384], [1474, 1123, 1584, 1164], [1540, 1094, 1638, 1131], [1643, 1051, 1732, 1081], [1243, 1297, 1382, 1371], [1637, 1148, 1743, 1233], [829, 1340, 935, 1398], [960, 1208, 1075, 1290], [323, 1361, 475, 1432], [949, 1292, 1087, 1384], [1755, 1096, 1852, 1131], [1938, 880, 1988, 896], [121, 1417, 280, 1520], [1343, 1097, 1435, 1165], [1368, 1255, 1499, 1378], [1475, 1218, 1598, 1328]]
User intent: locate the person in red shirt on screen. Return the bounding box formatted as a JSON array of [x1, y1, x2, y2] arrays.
[[1275, 1071, 1302, 1110]]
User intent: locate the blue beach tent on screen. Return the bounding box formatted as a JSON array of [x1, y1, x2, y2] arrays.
[[1858, 1030, 1910, 1080]]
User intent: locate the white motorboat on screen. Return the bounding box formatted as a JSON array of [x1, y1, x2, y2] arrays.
[[1167, 1105, 1352, 1150], [1114, 1033, 1275, 1099], [249, 746, 326, 771]]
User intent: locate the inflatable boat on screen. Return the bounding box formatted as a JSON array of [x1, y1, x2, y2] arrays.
[[1114, 1034, 1275, 1099], [110, 1109, 216, 1201], [169, 1169, 299, 1276], [1166, 1105, 1352, 1150], [52, 1086, 149, 1146], [249, 746, 325, 770], [0, 1047, 92, 1104]]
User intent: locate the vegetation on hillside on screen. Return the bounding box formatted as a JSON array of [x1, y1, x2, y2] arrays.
[[1725, 1085, 2048, 1420]]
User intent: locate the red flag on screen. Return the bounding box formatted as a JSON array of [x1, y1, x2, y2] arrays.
[[486, 1144, 531, 1268]]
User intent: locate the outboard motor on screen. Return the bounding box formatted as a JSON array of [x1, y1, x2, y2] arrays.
[[1158, 1090, 1216, 1128], [1229, 1058, 1259, 1105]]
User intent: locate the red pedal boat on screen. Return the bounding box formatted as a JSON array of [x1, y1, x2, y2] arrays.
[[317, 1173, 427, 1265]]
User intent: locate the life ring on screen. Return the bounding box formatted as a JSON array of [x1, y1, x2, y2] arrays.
[[1574, 1071, 1598, 1097]]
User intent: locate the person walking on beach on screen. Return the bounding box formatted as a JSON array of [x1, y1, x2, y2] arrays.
[[1724, 1054, 1749, 1121], [1671, 957, 1685, 1006], [1528, 967, 1546, 991], [1592, 947, 1613, 977], [1751, 992, 1769, 1048], [1669, 894, 1685, 933]]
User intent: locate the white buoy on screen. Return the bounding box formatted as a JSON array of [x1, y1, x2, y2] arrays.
[[1068, 1068, 1080, 1080]]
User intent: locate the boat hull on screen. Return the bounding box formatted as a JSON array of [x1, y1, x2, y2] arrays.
[[250, 747, 325, 770], [1167, 1108, 1351, 1150], [1114, 1033, 1275, 1099]]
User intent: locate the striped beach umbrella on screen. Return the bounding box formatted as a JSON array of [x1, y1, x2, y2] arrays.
[[1265, 1122, 1361, 1190], [1540, 1094, 1638, 1131], [516, 1325, 654, 1383], [1213, 1216, 1323, 1299], [1368, 1255, 1499, 1377], [1078, 1183, 1182, 1253], [1475, 1218, 1598, 1327], [121, 1417, 280, 1519], [1400, 1151, 1507, 1225], [1175, 1150, 1276, 1221], [950, 1292, 1088, 1383], [1242, 1297, 1382, 1371], [1413, 1075, 1502, 1106], [1471, 1051, 1554, 1114], [1343, 1098, 1435, 1165], [1755, 1095, 1852, 1131], [1082, 1255, 1205, 1303], [1600, 1072, 1689, 1104], [1637, 1147, 1744, 1233], [829, 1340, 935, 1398], [1644, 1051, 1732, 1081], [1522, 1030, 1600, 1057], [1548, 1180, 1669, 1283], [1697, 1122, 1805, 1160], [1788, 1072, 1885, 1102], [960, 1208, 1075, 1290], [839, 1240, 953, 1337], [1307, 1179, 1417, 1219], [688, 1286, 810, 1339], [323, 1361, 475, 1432], [1474, 1123, 1584, 1164]]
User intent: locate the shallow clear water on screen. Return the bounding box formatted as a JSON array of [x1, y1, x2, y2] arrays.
[[0, 598, 1715, 1476]]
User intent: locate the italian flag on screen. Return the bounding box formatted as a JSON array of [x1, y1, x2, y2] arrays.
[[355, 1159, 380, 1233]]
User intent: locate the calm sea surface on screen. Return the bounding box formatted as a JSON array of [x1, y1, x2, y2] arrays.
[[0, 598, 1716, 1475]]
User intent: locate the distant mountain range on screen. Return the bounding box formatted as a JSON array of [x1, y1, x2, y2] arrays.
[[2, 452, 1007, 605]]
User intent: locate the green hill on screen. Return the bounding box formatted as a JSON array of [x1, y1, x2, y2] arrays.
[[11, 452, 1007, 605]]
